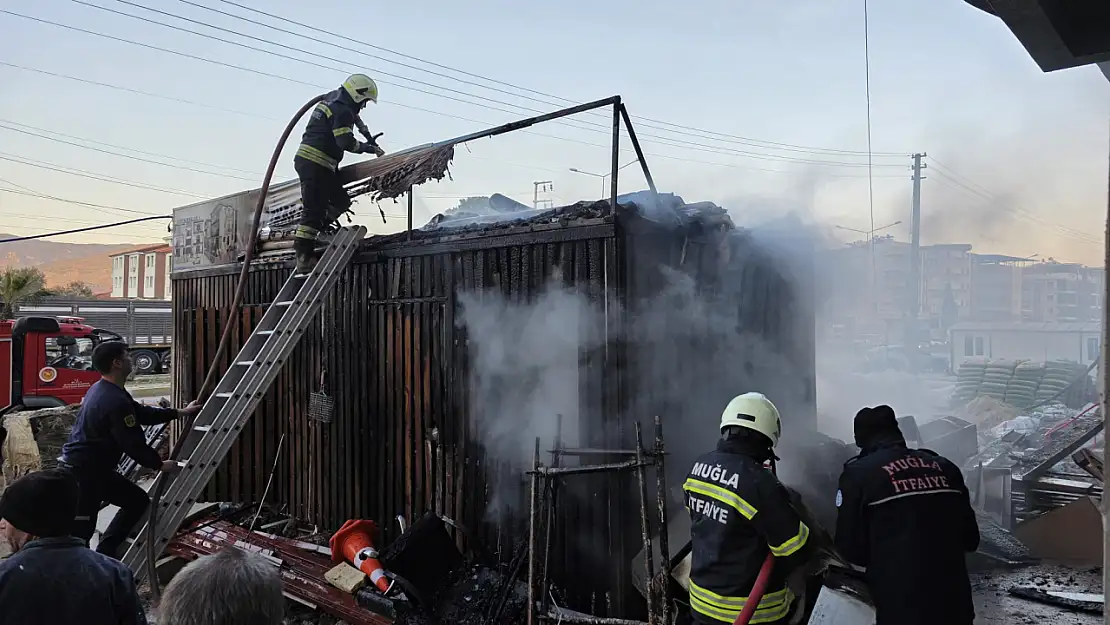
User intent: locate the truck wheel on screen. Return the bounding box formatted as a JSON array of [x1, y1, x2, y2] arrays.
[[132, 350, 159, 376], [160, 351, 172, 373]]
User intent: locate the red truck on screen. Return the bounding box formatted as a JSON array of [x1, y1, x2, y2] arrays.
[[0, 315, 126, 412]]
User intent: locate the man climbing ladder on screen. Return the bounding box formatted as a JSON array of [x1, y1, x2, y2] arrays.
[[294, 73, 386, 273]]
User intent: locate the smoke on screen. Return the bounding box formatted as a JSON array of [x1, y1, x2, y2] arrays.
[[457, 214, 820, 522]]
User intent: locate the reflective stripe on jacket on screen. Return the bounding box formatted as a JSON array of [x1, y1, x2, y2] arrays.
[[683, 437, 813, 624], [295, 89, 365, 170]]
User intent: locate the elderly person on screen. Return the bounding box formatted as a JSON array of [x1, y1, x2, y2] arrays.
[[159, 546, 285, 625], [0, 469, 147, 624]]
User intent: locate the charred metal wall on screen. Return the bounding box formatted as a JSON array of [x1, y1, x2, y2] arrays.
[[170, 216, 814, 618]]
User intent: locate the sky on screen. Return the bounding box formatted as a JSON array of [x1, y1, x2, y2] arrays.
[[0, 0, 1107, 264]]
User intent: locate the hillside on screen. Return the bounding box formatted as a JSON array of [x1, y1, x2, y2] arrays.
[[0, 234, 143, 294]]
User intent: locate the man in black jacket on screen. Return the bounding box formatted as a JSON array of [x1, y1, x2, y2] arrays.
[[683, 392, 813, 624], [61, 340, 202, 558], [834, 405, 980, 625], [293, 73, 385, 273], [0, 469, 147, 624]]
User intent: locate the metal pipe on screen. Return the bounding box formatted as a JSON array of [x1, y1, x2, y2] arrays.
[[547, 447, 664, 457], [438, 96, 621, 149], [527, 437, 541, 625], [634, 422, 655, 624], [540, 414, 564, 616], [610, 99, 621, 214], [654, 416, 670, 625], [541, 615, 650, 625], [531, 460, 651, 477], [618, 105, 658, 196]]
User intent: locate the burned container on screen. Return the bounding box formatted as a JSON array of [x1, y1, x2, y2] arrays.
[[170, 194, 816, 619]]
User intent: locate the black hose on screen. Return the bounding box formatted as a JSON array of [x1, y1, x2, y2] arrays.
[[147, 93, 327, 600]]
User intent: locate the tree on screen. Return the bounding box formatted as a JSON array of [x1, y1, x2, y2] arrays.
[[50, 281, 95, 298], [0, 267, 49, 320]]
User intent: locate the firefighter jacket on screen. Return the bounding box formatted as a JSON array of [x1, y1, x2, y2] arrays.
[[683, 438, 813, 624], [61, 379, 179, 473], [295, 88, 373, 171], [834, 439, 980, 625]]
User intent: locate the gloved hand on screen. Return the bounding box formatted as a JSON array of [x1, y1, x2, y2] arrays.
[[372, 144, 386, 157]]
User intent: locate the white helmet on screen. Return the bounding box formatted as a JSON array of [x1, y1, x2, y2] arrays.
[[719, 392, 782, 448], [343, 74, 379, 104]]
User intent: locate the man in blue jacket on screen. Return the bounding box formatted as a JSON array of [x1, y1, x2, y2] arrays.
[[61, 340, 202, 558], [0, 469, 147, 624]]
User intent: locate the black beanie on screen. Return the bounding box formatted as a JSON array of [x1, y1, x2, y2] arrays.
[[0, 469, 79, 538], [853, 405, 903, 448]]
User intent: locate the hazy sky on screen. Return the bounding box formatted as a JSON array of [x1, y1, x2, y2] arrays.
[[0, 0, 1107, 263]]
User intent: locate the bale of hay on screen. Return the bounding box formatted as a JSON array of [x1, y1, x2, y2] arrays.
[[954, 395, 1020, 432], [20, 405, 81, 471], [2, 414, 41, 481]]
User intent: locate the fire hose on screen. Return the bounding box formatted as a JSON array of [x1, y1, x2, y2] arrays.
[[146, 93, 328, 599], [733, 459, 779, 625]]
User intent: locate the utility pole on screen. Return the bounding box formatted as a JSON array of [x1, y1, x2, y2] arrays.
[[908, 153, 927, 344], [1102, 110, 1109, 625], [533, 181, 554, 210]]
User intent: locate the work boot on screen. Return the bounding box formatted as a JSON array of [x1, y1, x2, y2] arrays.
[[293, 237, 320, 274]]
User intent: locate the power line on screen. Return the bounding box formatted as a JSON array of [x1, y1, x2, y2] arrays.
[[0, 152, 207, 198], [206, 0, 908, 158], [0, 215, 172, 243], [0, 119, 264, 177], [0, 120, 257, 182], [0, 186, 165, 216], [17, 5, 906, 169], [927, 174, 1101, 245]]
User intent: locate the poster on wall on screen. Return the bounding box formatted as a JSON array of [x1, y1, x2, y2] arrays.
[[170, 179, 301, 271]]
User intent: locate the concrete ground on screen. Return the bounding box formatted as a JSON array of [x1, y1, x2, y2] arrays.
[[972, 564, 1102, 625]]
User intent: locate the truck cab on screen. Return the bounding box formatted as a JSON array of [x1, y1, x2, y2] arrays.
[[0, 315, 123, 412]]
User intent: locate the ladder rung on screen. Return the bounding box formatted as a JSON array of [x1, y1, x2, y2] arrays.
[[257, 330, 275, 336], [194, 425, 211, 433], [236, 360, 256, 366], [293, 273, 310, 279], [275, 301, 295, 307], [215, 392, 233, 399]]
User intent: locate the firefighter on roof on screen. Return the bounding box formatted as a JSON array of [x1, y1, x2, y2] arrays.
[[683, 392, 812, 625], [293, 73, 385, 273], [834, 405, 979, 625]]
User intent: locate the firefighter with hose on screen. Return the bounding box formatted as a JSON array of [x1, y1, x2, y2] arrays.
[[682, 393, 812, 625], [293, 73, 386, 273]]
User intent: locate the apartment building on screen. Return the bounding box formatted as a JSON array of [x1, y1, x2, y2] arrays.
[[1022, 262, 1103, 322], [920, 243, 972, 328], [110, 244, 172, 300], [970, 254, 1029, 322]]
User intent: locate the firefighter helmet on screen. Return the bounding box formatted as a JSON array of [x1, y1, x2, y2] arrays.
[[343, 74, 378, 104], [719, 392, 782, 448]]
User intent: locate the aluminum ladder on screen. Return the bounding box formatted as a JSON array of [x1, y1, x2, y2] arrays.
[[120, 226, 367, 576]]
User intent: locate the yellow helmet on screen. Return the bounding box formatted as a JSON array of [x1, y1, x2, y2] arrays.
[[719, 392, 782, 448], [343, 74, 378, 104]]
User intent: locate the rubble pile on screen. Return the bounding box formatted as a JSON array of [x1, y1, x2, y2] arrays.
[[952, 359, 1094, 410]]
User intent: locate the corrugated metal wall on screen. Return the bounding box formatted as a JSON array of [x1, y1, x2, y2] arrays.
[[171, 217, 814, 618]]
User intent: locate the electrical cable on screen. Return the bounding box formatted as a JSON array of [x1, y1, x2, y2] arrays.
[[0, 187, 166, 216], [0, 215, 170, 243], [0, 118, 265, 176], [0, 152, 208, 198], [10, 6, 907, 169], [205, 0, 909, 157], [0, 60, 907, 179], [0, 120, 258, 182]]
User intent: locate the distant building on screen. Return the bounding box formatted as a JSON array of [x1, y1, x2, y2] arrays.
[[110, 244, 172, 300], [970, 254, 1031, 322], [949, 321, 1101, 368], [920, 243, 973, 337], [1021, 262, 1103, 322]]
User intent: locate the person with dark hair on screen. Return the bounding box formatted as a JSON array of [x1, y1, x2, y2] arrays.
[[0, 469, 147, 624], [683, 392, 813, 624], [834, 405, 980, 625], [60, 340, 203, 559], [158, 547, 285, 625]]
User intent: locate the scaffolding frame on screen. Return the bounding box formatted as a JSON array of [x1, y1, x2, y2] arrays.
[[526, 416, 672, 625]]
